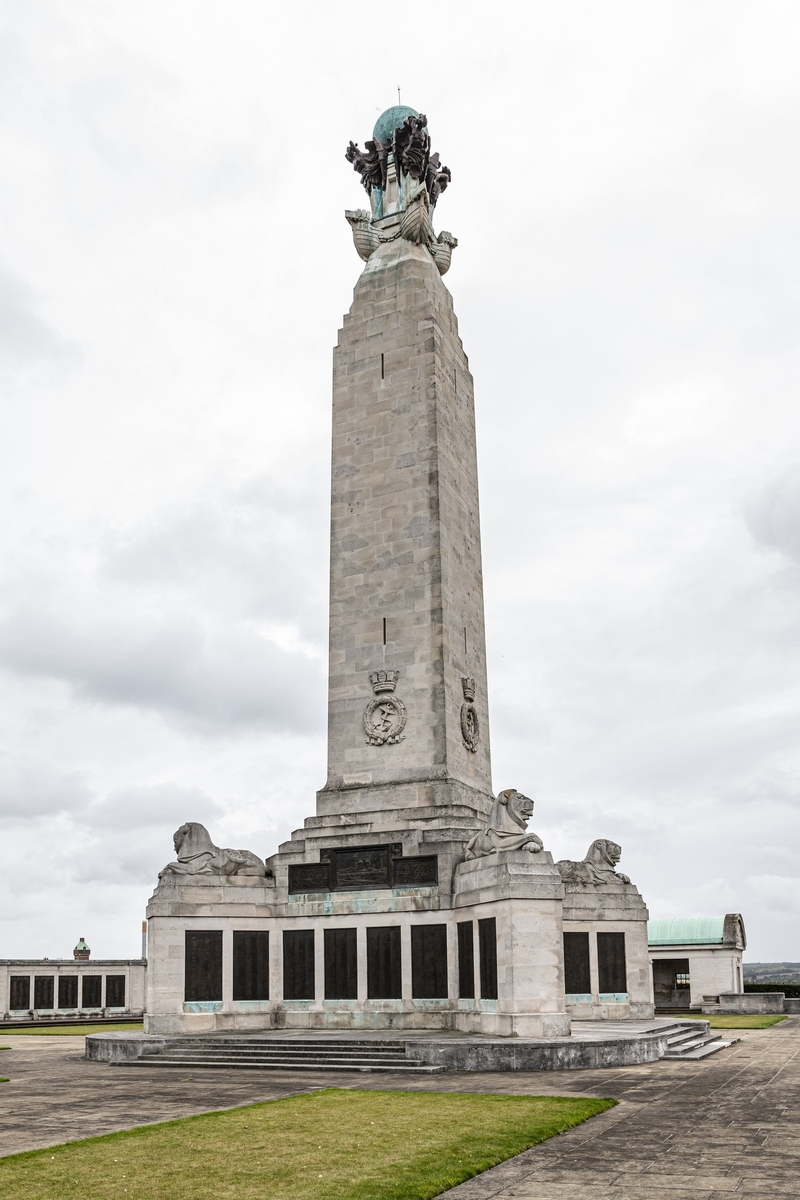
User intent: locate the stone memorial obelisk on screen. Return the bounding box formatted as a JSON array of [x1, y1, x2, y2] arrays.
[[144, 106, 643, 1040]]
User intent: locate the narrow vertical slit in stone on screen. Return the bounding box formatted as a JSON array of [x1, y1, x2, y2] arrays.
[[464, 626, 468, 656], [383, 617, 388, 646], [381, 352, 385, 380]]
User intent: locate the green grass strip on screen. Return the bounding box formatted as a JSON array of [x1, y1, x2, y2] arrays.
[[0, 1087, 614, 1199], [1, 1023, 143, 1036], [683, 1014, 787, 1030]]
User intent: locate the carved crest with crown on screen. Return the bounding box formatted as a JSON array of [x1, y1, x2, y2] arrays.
[[460, 676, 479, 752], [363, 668, 407, 745]]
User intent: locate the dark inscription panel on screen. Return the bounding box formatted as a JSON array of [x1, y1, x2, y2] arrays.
[[478, 917, 498, 1000], [288, 863, 332, 894], [324, 927, 358, 999], [106, 975, 126, 1007], [283, 929, 315, 1000], [563, 931, 591, 994], [9, 975, 30, 1010], [457, 922, 475, 999], [411, 925, 448, 999], [58, 976, 79, 1009], [185, 930, 223, 1002], [82, 975, 102, 1008], [33, 976, 54, 1010], [393, 856, 438, 887], [333, 847, 390, 890], [233, 931, 269, 1001], [367, 926, 402, 999], [288, 848, 440, 894], [597, 931, 627, 993]]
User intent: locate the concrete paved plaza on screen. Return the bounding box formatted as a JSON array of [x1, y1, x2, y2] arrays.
[[0, 1018, 798, 1198]]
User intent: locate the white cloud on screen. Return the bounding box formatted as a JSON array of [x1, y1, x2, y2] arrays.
[[1, 0, 799, 960]]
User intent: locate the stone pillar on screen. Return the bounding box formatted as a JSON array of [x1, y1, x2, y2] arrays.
[[319, 236, 493, 821], [453, 850, 571, 1038]]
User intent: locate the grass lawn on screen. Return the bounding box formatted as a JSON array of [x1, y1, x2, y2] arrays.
[[1, 1023, 144, 1036], [0, 1087, 615, 1200], [686, 1014, 787, 1030]]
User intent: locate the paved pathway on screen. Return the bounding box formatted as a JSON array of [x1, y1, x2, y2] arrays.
[[442, 1016, 800, 1199], [0, 1018, 798, 1200]]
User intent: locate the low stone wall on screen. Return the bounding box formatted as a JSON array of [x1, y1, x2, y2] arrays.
[[783, 999, 800, 1015], [87, 1025, 684, 1072], [86, 1033, 166, 1062], [405, 1031, 674, 1071], [702, 992, 785, 1015]]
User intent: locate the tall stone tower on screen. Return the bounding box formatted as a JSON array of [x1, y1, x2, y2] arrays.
[[143, 107, 595, 1041], [261, 106, 496, 902], [319, 106, 493, 827]]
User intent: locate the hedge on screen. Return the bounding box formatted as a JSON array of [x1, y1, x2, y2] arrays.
[[744, 982, 800, 998]]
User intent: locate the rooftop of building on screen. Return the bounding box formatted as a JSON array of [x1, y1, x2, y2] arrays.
[[648, 914, 746, 948]]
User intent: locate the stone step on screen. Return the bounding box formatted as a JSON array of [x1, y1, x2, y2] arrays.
[[146, 1050, 410, 1063], [663, 1038, 736, 1060], [118, 1056, 443, 1073], [666, 1030, 710, 1048], [665, 1034, 720, 1053], [159, 1040, 409, 1048]]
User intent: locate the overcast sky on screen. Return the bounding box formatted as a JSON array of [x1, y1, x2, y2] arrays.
[[1, 1, 799, 962]]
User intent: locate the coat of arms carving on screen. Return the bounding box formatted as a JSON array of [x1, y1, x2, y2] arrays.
[[364, 670, 407, 745], [460, 676, 479, 752]]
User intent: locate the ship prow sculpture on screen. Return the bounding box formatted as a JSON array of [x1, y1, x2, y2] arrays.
[[344, 107, 458, 273], [143, 105, 654, 1037]]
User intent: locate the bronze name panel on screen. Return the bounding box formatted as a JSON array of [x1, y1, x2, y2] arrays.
[[288, 846, 438, 894]]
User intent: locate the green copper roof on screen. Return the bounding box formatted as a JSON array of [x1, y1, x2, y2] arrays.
[[648, 916, 726, 945], [373, 105, 420, 145]]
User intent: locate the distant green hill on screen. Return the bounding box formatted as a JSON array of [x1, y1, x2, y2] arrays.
[[744, 962, 800, 983]]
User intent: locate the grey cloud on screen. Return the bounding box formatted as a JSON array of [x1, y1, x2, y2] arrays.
[[745, 467, 800, 565], [0, 607, 320, 733], [0, 758, 91, 820], [74, 784, 225, 884], [101, 479, 327, 633], [86, 782, 223, 830], [72, 828, 177, 886]]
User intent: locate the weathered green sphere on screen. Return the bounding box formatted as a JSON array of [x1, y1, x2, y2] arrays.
[[372, 105, 423, 145]]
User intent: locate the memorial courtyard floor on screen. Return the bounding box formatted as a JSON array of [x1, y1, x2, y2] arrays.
[[1, 1016, 798, 1197]]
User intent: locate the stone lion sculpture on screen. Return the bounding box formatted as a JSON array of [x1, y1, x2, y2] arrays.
[[158, 822, 268, 879], [556, 839, 630, 885], [464, 789, 544, 860]]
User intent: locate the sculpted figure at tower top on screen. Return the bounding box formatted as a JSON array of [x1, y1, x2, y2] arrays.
[[344, 105, 457, 274], [464, 790, 544, 860]]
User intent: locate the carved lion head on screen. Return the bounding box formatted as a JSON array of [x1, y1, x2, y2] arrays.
[[500, 788, 534, 828], [585, 838, 622, 870], [173, 822, 215, 857]]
